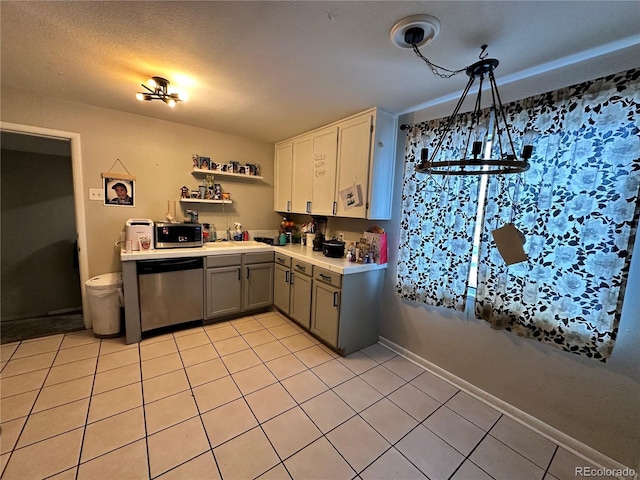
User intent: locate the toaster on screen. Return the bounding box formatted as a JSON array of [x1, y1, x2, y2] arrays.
[[125, 218, 154, 251]]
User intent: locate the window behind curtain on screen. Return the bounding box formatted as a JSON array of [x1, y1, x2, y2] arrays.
[[397, 114, 480, 311], [398, 68, 640, 361], [476, 69, 640, 361]]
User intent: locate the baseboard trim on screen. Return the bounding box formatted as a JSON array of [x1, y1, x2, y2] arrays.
[[378, 336, 636, 480]]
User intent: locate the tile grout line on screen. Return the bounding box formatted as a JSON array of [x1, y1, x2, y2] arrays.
[[445, 410, 502, 480], [167, 326, 226, 480], [2, 320, 580, 480], [2, 335, 66, 477], [73, 334, 106, 480]]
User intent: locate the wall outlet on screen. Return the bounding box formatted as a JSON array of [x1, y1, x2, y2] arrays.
[[89, 188, 104, 201]]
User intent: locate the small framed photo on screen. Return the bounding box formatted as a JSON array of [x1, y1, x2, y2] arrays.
[[104, 177, 135, 207]]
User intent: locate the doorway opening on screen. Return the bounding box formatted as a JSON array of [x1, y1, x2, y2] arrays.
[[0, 123, 89, 343]]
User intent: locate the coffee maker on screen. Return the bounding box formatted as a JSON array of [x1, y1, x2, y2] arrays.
[[312, 216, 327, 251]]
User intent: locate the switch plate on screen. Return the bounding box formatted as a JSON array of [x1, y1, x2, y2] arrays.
[[89, 188, 104, 201]]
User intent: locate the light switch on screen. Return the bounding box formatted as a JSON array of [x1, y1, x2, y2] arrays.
[[89, 188, 104, 201]]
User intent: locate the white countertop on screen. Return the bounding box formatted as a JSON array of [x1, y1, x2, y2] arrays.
[[120, 242, 386, 275], [273, 244, 387, 274]]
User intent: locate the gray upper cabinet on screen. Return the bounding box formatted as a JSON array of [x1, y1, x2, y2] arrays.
[[274, 107, 397, 220]]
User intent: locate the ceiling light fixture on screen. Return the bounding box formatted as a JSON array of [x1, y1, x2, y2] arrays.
[[392, 16, 533, 176], [136, 76, 185, 108]]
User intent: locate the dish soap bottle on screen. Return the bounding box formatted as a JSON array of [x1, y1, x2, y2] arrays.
[[210, 224, 217, 242]]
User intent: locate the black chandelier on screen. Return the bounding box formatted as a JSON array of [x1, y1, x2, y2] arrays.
[[392, 15, 533, 176], [136, 76, 185, 107]]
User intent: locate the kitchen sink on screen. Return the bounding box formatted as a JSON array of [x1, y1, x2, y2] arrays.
[[230, 240, 265, 246], [204, 242, 236, 248]]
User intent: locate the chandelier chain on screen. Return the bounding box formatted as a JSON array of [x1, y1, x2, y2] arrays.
[[412, 45, 466, 79]]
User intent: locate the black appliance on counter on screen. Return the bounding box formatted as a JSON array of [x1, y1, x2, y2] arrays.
[[254, 237, 275, 245], [154, 222, 203, 248], [312, 215, 328, 251], [312, 233, 325, 252], [323, 238, 346, 258]]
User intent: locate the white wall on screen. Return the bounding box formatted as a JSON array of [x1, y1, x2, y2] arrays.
[[1, 86, 282, 278], [378, 108, 640, 470]]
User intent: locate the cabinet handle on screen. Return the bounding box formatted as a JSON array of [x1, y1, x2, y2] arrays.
[[238, 268, 241, 280], [285, 270, 290, 283], [290, 272, 294, 285], [319, 273, 331, 281], [332, 201, 337, 215], [333, 291, 339, 307], [306, 201, 311, 213], [295, 264, 305, 272], [247, 267, 250, 279], [287, 200, 291, 212]]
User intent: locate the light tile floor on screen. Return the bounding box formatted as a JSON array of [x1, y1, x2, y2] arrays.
[[0, 311, 614, 479]]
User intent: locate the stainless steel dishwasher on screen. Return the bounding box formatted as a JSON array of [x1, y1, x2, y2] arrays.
[[137, 257, 204, 332]]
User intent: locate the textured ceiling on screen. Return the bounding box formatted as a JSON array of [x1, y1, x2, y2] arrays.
[[1, 1, 639, 143]]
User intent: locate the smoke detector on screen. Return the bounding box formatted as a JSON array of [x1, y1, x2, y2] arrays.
[[390, 14, 441, 49]]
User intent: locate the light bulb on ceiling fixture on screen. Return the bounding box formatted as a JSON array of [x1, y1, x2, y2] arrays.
[[136, 76, 185, 107]]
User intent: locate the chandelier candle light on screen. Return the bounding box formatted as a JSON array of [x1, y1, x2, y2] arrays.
[[136, 76, 186, 107], [392, 15, 534, 176]]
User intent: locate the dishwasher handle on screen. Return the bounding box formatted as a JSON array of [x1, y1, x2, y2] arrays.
[[137, 257, 203, 275]]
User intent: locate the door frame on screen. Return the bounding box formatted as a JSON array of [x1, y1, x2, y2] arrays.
[[1, 121, 91, 327]]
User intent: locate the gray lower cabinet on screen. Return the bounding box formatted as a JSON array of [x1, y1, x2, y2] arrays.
[[289, 259, 313, 329], [244, 253, 274, 310], [311, 266, 384, 355], [206, 252, 274, 319], [273, 254, 313, 329], [273, 255, 292, 314], [206, 254, 242, 318]]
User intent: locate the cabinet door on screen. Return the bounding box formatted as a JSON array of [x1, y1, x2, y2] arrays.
[[206, 266, 242, 318], [291, 135, 313, 214], [273, 263, 290, 315], [311, 281, 340, 348], [290, 272, 312, 329], [335, 113, 373, 218], [244, 262, 274, 311], [311, 126, 338, 216], [275, 142, 293, 212]]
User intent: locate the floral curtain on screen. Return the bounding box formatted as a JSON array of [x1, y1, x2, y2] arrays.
[[476, 68, 640, 361], [397, 115, 481, 310]]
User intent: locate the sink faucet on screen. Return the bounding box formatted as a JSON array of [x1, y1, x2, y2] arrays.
[[184, 209, 199, 223]]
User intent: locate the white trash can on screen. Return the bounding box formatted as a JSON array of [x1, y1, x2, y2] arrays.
[[86, 272, 123, 338]]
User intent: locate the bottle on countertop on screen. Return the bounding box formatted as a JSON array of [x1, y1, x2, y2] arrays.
[[243, 230, 249, 241], [233, 222, 243, 241], [202, 223, 210, 243], [210, 224, 217, 242], [347, 242, 356, 262]]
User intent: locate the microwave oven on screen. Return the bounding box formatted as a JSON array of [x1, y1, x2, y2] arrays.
[[154, 222, 203, 248]]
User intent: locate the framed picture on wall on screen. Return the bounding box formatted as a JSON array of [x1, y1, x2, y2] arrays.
[[104, 176, 135, 207]]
